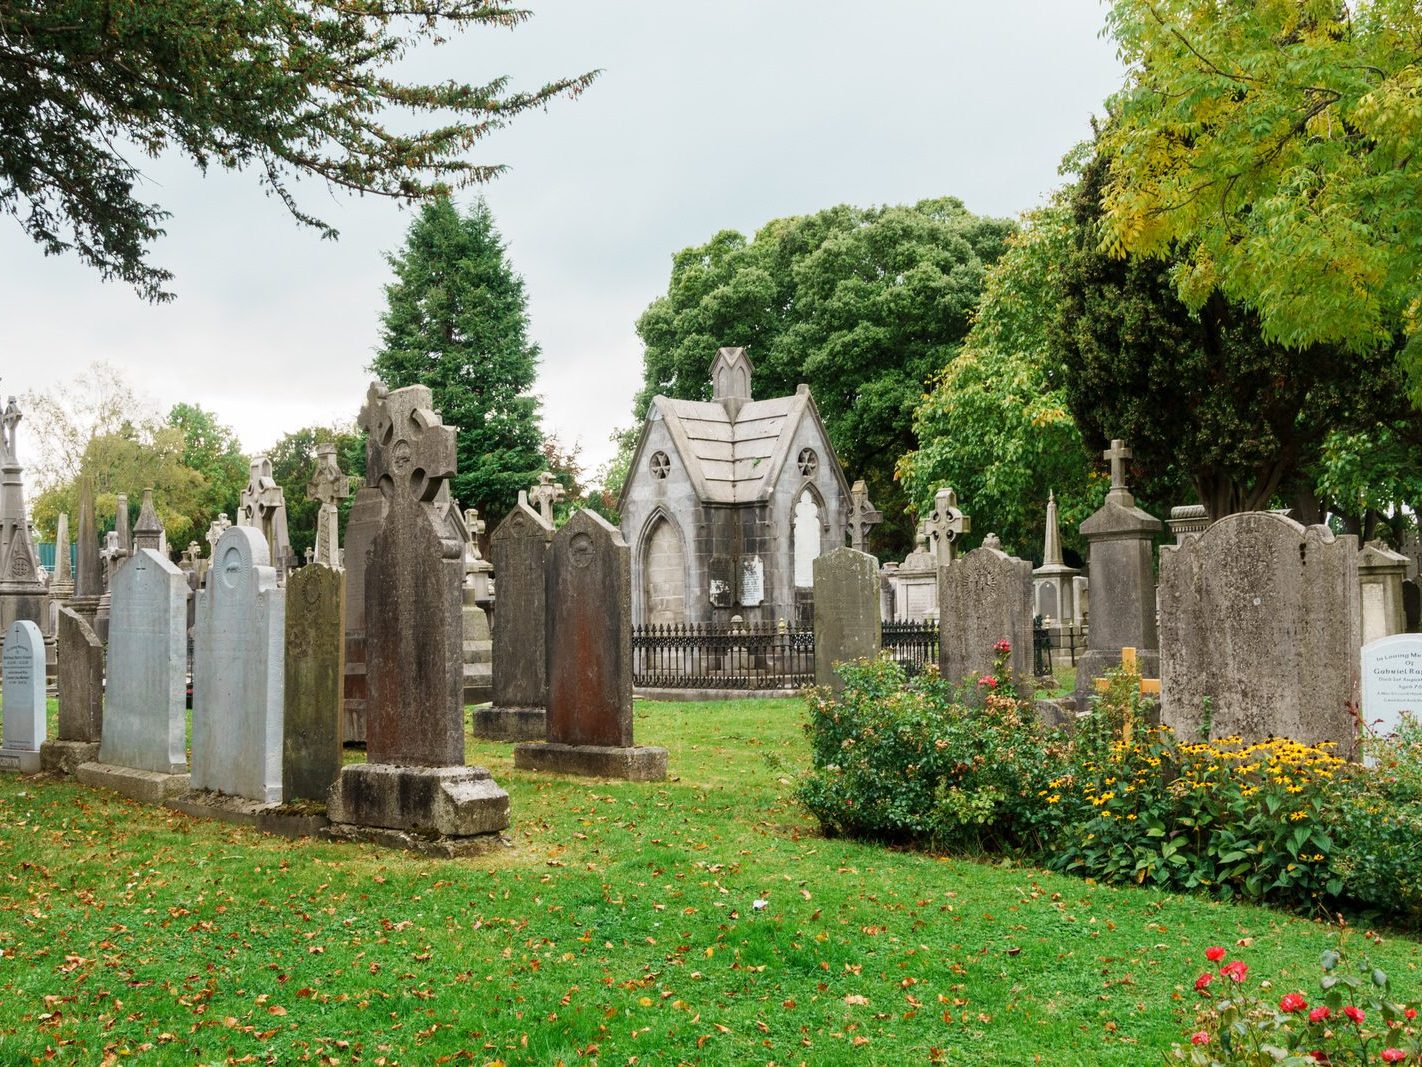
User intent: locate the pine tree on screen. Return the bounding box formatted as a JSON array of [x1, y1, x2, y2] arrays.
[[373, 197, 545, 518]]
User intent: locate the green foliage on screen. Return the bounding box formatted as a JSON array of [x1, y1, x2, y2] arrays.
[[901, 201, 1102, 558], [1100, 0, 1422, 367], [264, 423, 361, 559], [1053, 141, 1409, 519], [167, 402, 249, 530], [797, 656, 1061, 853], [1172, 945, 1422, 1065], [636, 198, 1014, 557], [1328, 715, 1422, 927], [0, 0, 597, 300], [372, 196, 546, 520]]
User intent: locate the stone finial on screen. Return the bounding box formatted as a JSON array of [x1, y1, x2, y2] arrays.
[[924, 487, 971, 567], [982, 533, 1003, 552], [710, 347, 754, 419], [528, 471, 566, 525], [1043, 490, 1063, 566], [1104, 438, 1135, 505], [0, 395, 19, 466], [114, 493, 131, 558], [464, 507, 487, 562], [133, 488, 164, 552], [847, 479, 883, 554]]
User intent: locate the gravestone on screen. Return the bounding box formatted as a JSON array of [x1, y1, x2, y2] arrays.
[[528, 471, 566, 524], [1, 620, 45, 772], [340, 484, 382, 743], [70, 476, 102, 628], [1159, 512, 1359, 754], [133, 488, 164, 551], [76, 549, 190, 801], [308, 442, 350, 566], [1073, 439, 1163, 705], [474, 494, 554, 741], [1358, 540, 1408, 645], [923, 486, 971, 567], [847, 479, 883, 553], [238, 457, 297, 582], [283, 561, 344, 802], [1032, 490, 1080, 625], [514, 510, 667, 781], [39, 607, 105, 773], [327, 383, 509, 847], [50, 511, 73, 602], [812, 547, 882, 690], [885, 527, 938, 621], [1361, 633, 1422, 745], [938, 534, 1033, 683], [192, 525, 285, 803]]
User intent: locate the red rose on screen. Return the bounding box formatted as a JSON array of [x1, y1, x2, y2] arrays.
[[1190, 1031, 1210, 1046], [1194, 973, 1213, 993], [994, 639, 1012, 654], [1343, 1005, 1365, 1025], [1311, 1053, 1330, 1064], [1220, 960, 1248, 983], [1407, 1007, 1418, 1021], [977, 675, 999, 689], [1204, 946, 1226, 962], [1381, 1050, 1406, 1064], [1280, 993, 1308, 1013], [1309, 1006, 1331, 1023]]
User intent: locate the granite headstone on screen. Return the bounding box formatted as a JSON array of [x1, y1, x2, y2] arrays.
[[812, 547, 882, 690], [938, 534, 1033, 683], [1, 619, 45, 772]]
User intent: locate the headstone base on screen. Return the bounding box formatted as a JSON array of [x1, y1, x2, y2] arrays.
[[164, 790, 331, 838], [75, 762, 191, 803], [327, 763, 509, 837], [40, 739, 101, 775], [513, 742, 668, 782], [321, 821, 508, 857], [472, 706, 546, 742], [1073, 648, 1160, 711], [0, 747, 42, 774], [462, 675, 492, 706]]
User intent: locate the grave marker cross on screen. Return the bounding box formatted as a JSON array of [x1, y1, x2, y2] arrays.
[[924, 487, 971, 567], [847, 479, 883, 553], [528, 472, 566, 524]]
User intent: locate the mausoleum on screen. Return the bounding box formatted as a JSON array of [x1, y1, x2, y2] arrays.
[[619, 348, 851, 627]]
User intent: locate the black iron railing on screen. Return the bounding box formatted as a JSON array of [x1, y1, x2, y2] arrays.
[[632, 622, 814, 690], [881, 619, 939, 677], [1033, 626, 1053, 677]]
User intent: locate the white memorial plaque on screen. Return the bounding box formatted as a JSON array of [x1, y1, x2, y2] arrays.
[[1362, 634, 1422, 744], [738, 556, 765, 607]]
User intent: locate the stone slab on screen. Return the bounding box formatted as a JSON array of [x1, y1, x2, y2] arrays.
[[938, 540, 1033, 683], [513, 741, 668, 782], [1361, 633, 1422, 741], [327, 762, 509, 837], [319, 822, 509, 858], [40, 739, 100, 775], [472, 706, 547, 742], [283, 563, 344, 802], [164, 790, 330, 838], [76, 761, 191, 803], [491, 500, 553, 711], [0, 748, 41, 773]]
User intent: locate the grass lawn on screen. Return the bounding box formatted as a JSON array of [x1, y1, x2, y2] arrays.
[[1, 696, 1418, 1065]]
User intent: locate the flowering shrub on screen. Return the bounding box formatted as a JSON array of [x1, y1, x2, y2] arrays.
[[1172, 944, 1422, 1064], [1045, 666, 1343, 911], [798, 652, 1062, 852]]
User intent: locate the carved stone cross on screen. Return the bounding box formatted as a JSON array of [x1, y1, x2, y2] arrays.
[[1105, 438, 1133, 494], [847, 478, 882, 553], [307, 441, 351, 566], [528, 471, 566, 524], [464, 507, 486, 562], [924, 486, 971, 567], [205, 513, 231, 554], [369, 388, 456, 505], [0, 395, 20, 466]]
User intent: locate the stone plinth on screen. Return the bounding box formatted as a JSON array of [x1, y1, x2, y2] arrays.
[[812, 547, 881, 690], [479, 498, 554, 741], [283, 562, 345, 803], [328, 763, 509, 837], [1, 619, 46, 772], [513, 510, 666, 780]]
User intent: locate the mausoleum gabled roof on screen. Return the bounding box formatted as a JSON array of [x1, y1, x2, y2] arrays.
[[619, 384, 850, 508]]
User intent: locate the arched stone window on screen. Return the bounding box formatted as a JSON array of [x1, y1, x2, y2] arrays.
[[792, 488, 823, 588], [642, 515, 686, 624]]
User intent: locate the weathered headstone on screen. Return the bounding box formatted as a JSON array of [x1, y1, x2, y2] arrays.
[[474, 494, 554, 741], [50, 511, 74, 602], [39, 607, 105, 774], [1159, 512, 1359, 754], [1, 619, 45, 772], [812, 547, 882, 690], [283, 561, 344, 802], [1359, 540, 1408, 645], [1361, 633, 1422, 746], [514, 510, 667, 780], [192, 525, 286, 803], [76, 549, 191, 801], [1073, 439, 1163, 705], [327, 383, 509, 847], [938, 534, 1033, 683], [70, 476, 102, 628]]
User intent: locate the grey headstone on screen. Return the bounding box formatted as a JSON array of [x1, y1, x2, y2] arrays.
[[1159, 512, 1359, 754], [192, 525, 285, 803], [489, 498, 553, 712], [1, 619, 45, 771], [1361, 633, 1422, 744], [938, 536, 1033, 682], [812, 547, 882, 689], [283, 562, 344, 802], [1359, 540, 1408, 645], [97, 549, 188, 774], [57, 607, 103, 742]]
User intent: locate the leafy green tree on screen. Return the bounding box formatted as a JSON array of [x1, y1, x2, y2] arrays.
[[1053, 142, 1411, 521], [0, 1, 597, 301], [167, 403, 248, 525], [635, 198, 1014, 557], [372, 195, 546, 520], [900, 201, 1102, 561], [265, 424, 361, 559], [1098, 0, 1422, 370]]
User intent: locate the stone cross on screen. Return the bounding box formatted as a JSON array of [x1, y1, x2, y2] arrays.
[[0, 396, 19, 465], [205, 513, 231, 554], [464, 508, 486, 562], [528, 471, 566, 525], [847, 479, 883, 553], [307, 442, 350, 565], [924, 487, 971, 567], [239, 457, 296, 580], [1104, 438, 1134, 503]]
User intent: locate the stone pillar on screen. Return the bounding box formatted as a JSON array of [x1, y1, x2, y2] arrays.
[[70, 477, 103, 630], [1359, 540, 1408, 645], [812, 547, 882, 691], [1072, 440, 1163, 705], [514, 510, 667, 781]]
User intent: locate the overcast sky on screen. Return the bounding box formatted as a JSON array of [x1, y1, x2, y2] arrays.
[[0, 1, 1124, 482]]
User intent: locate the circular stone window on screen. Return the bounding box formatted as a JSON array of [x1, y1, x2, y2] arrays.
[[649, 451, 671, 479], [797, 448, 818, 477]]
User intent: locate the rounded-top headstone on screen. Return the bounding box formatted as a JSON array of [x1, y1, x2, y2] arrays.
[[2, 619, 48, 768]]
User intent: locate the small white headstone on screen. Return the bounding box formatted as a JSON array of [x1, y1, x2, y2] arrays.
[[1362, 633, 1422, 744], [1, 620, 46, 772]]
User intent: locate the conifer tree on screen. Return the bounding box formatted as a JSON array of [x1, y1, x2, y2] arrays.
[[372, 196, 545, 518]]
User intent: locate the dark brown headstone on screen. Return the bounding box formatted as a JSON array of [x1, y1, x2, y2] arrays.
[[283, 562, 345, 801]]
